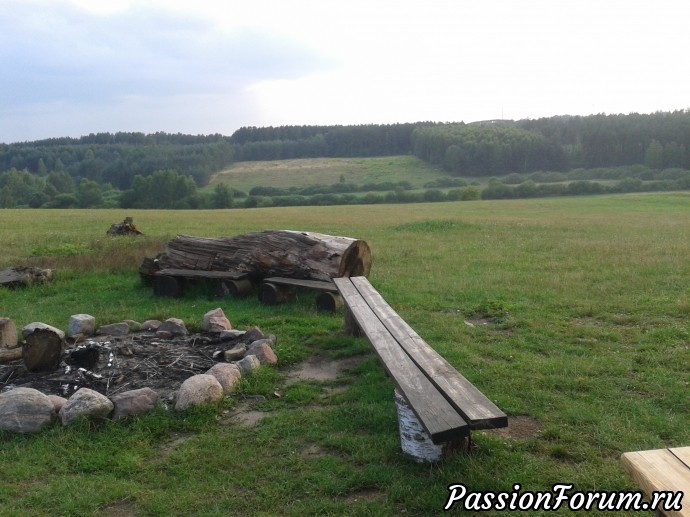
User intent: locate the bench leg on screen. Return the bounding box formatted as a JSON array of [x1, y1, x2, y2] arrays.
[[343, 307, 363, 337], [394, 389, 469, 463]]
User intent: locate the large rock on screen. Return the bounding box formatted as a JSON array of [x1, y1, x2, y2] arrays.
[[140, 320, 162, 332], [0, 387, 56, 433], [174, 374, 223, 411], [68, 314, 96, 338], [202, 308, 232, 333], [60, 388, 114, 425], [245, 339, 278, 365], [0, 317, 18, 348], [110, 387, 158, 420], [223, 343, 246, 362], [206, 363, 242, 393]]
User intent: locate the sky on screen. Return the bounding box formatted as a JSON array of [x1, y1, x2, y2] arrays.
[[1, 0, 688, 143]]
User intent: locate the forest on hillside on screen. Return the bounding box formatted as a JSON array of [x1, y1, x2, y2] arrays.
[[1, 111, 689, 208]]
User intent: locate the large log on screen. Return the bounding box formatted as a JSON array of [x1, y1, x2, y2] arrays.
[[1, 318, 18, 349], [0, 347, 22, 364], [142, 230, 372, 283]]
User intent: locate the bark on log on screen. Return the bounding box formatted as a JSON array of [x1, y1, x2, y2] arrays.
[[141, 230, 372, 283], [0, 347, 23, 364]]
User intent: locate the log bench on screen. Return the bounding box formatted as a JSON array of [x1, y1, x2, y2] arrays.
[[152, 269, 252, 298], [259, 277, 343, 313], [333, 276, 508, 462]]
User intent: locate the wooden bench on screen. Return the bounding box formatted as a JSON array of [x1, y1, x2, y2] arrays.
[[621, 446, 690, 517], [152, 268, 251, 298], [333, 276, 507, 461], [259, 277, 343, 313]]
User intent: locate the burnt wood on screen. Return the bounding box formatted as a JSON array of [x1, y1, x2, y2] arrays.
[[334, 277, 507, 444]]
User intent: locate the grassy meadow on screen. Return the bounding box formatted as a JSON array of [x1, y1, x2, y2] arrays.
[[1, 193, 689, 516], [206, 156, 450, 193]]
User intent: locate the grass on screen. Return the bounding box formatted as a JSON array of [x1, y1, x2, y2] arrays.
[[1, 193, 689, 516], [205, 155, 449, 193]]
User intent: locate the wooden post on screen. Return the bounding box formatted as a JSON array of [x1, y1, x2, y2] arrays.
[[394, 389, 469, 463], [1, 317, 18, 349], [217, 277, 253, 298], [343, 307, 362, 337], [153, 275, 184, 298]]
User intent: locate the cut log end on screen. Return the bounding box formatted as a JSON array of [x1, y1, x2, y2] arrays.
[[258, 282, 296, 306], [338, 240, 372, 278], [316, 292, 343, 313]]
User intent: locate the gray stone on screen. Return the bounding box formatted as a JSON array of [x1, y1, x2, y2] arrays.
[[223, 343, 247, 362], [246, 340, 278, 365], [124, 320, 141, 332], [60, 388, 114, 425], [98, 322, 130, 336], [157, 318, 188, 337], [110, 387, 158, 420], [0, 387, 56, 433], [174, 374, 223, 411], [202, 308, 232, 333], [241, 327, 265, 344], [22, 322, 65, 340], [206, 363, 242, 393], [67, 314, 96, 338], [140, 320, 162, 332], [236, 354, 261, 375], [48, 394, 68, 414], [219, 330, 245, 341]]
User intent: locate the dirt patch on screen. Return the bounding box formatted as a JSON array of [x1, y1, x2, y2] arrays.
[[100, 499, 136, 517], [285, 355, 364, 385], [341, 488, 386, 505], [482, 416, 542, 441]]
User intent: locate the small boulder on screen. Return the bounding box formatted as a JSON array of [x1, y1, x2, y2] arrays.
[[67, 314, 96, 338], [236, 355, 261, 375], [206, 363, 242, 393], [219, 330, 245, 341], [202, 308, 232, 333], [0, 387, 56, 433], [140, 320, 162, 332], [60, 388, 114, 426], [246, 339, 278, 365], [111, 387, 158, 420], [48, 394, 68, 414], [157, 318, 188, 337], [223, 343, 247, 362], [174, 374, 223, 411], [240, 327, 265, 344], [98, 322, 130, 337]]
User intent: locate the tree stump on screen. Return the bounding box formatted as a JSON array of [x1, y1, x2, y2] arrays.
[[22, 328, 65, 372], [0, 318, 18, 349], [316, 292, 343, 313], [258, 282, 296, 306]]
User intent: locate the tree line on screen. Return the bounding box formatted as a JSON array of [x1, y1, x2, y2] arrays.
[[2, 111, 690, 209]]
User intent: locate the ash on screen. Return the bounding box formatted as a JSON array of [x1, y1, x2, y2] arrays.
[[0, 333, 228, 402]]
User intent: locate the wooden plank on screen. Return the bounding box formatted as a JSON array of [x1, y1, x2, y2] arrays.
[[672, 446, 690, 467], [262, 277, 338, 292], [350, 276, 507, 430], [154, 269, 248, 280], [621, 447, 690, 517], [335, 278, 469, 444]]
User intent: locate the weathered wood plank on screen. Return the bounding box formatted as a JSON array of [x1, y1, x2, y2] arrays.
[[621, 447, 690, 517], [262, 277, 338, 292], [350, 276, 507, 430], [154, 269, 248, 280], [335, 278, 469, 443]]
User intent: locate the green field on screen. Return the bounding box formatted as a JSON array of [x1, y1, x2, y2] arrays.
[[1, 193, 689, 516], [206, 156, 449, 193]]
